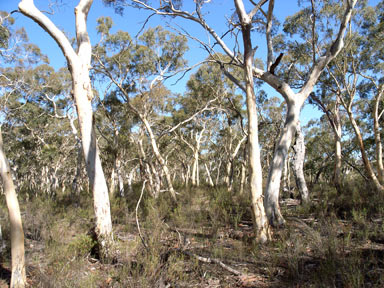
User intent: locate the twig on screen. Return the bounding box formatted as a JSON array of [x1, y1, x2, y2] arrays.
[[136, 180, 148, 251]]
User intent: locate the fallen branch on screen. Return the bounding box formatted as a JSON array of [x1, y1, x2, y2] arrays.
[[181, 250, 242, 276]]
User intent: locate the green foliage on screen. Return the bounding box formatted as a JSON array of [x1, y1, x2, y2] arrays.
[[68, 234, 97, 257]]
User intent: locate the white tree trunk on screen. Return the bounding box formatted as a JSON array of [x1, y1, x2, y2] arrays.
[[263, 0, 356, 226], [282, 155, 290, 197], [265, 103, 300, 226], [235, 0, 270, 241], [204, 163, 214, 187], [292, 121, 309, 203], [0, 127, 26, 288], [19, 0, 113, 259], [142, 117, 176, 200], [334, 99, 343, 192], [347, 109, 384, 193], [239, 160, 247, 196], [109, 157, 117, 196], [215, 159, 222, 186], [117, 158, 124, 197], [374, 88, 384, 184]]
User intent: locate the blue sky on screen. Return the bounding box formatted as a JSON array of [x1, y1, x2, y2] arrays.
[[1, 0, 377, 125]]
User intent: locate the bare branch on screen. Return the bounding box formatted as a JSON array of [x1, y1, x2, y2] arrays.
[[265, 0, 275, 70], [299, 0, 357, 99]]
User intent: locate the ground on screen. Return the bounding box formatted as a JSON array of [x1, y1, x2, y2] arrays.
[[0, 183, 383, 287]]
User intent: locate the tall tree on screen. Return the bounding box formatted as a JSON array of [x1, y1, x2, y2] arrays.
[[93, 21, 188, 200], [0, 11, 26, 287], [17, 0, 114, 259]]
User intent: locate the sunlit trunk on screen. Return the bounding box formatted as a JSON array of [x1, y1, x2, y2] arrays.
[[0, 128, 26, 288], [265, 102, 300, 226], [282, 155, 290, 197], [238, 14, 270, 241], [333, 101, 342, 192], [348, 109, 384, 193], [374, 89, 384, 184], [19, 0, 114, 260], [205, 163, 214, 187], [142, 117, 176, 200], [292, 121, 309, 203]]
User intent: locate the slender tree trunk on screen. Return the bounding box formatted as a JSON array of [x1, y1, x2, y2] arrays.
[[109, 154, 117, 196], [292, 121, 309, 203], [333, 104, 343, 192], [138, 137, 156, 196], [191, 153, 197, 186], [265, 103, 300, 226], [186, 164, 190, 187], [348, 110, 384, 192], [127, 168, 134, 195], [142, 118, 176, 200], [116, 158, 124, 196], [282, 156, 290, 197], [235, 0, 270, 240], [262, 0, 355, 226], [239, 160, 247, 196], [215, 159, 222, 186], [0, 127, 26, 288], [19, 0, 114, 260], [374, 88, 384, 184], [204, 163, 214, 187]]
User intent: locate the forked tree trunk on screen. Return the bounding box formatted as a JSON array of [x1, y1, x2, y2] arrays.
[[263, 0, 356, 226], [265, 103, 300, 225], [292, 121, 309, 203], [0, 127, 26, 288], [19, 0, 113, 259]]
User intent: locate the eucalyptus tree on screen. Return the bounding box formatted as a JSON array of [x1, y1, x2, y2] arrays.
[[262, 0, 356, 226], [95, 88, 136, 197], [314, 1, 384, 193], [309, 87, 343, 192], [0, 11, 26, 287], [105, 0, 356, 234], [175, 60, 245, 190], [93, 20, 188, 200], [17, 0, 114, 260]]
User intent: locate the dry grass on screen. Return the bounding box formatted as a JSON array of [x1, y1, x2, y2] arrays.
[[0, 182, 382, 287]]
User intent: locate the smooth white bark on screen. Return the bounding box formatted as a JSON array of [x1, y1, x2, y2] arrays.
[[142, 117, 176, 200], [0, 127, 26, 288], [235, 0, 270, 242], [18, 0, 113, 258], [292, 121, 309, 203], [264, 0, 356, 226]]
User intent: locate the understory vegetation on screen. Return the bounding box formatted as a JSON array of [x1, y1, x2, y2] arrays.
[[0, 180, 382, 287], [1, 0, 384, 287]]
